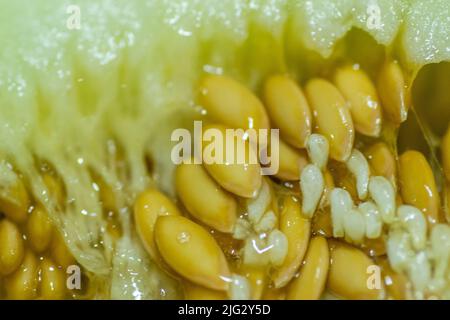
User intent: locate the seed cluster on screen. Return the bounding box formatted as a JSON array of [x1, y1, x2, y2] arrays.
[[133, 62, 450, 300], [0, 172, 78, 299]]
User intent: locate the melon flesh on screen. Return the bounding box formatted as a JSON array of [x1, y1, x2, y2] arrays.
[[0, 0, 449, 299]]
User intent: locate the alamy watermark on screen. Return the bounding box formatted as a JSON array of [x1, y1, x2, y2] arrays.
[[66, 5, 81, 30], [171, 121, 280, 176]]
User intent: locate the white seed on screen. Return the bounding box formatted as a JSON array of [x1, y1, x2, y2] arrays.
[[247, 180, 271, 225], [368, 176, 396, 224], [306, 134, 329, 170], [300, 164, 324, 218], [242, 236, 270, 267], [430, 224, 450, 282], [408, 251, 431, 295], [330, 188, 354, 238], [387, 228, 414, 273], [346, 149, 370, 200], [233, 217, 252, 240], [358, 201, 382, 239], [254, 210, 277, 233], [229, 274, 251, 300], [343, 208, 366, 243], [397, 205, 427, 251], [267, 229, 288, 267]]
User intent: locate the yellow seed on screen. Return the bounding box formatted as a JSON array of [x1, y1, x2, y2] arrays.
[[377, 60, 408, 124], [305, 78, 354, 161], [4, 250, 39, 300], [42, 173, 65, 208], [39, 258, 66, 300], [199, 75, 270, 130], [176, 162, 237, 233], [134, 188, 181, 261], [0, 219, 24, 276], [334, 66, 382, 137], [398, 150, 440, 225], [0, 177, 30, 224], [27, 205, 53, 253], [154, 215, 231, 291], [50, 230, 75, 268], [275, 140, 308, 181], [272, 196, 310, 288], [441, 125, 450, 182], [239, 265, 267, 300], [201, 124, 262, 198], [183, 282, 228, 300], [364, 142, 397, 187], [263, 75, 312, 148], [328, 242, 384, 299], [287, 236, 329, 300], [93, 175, 116, 212]]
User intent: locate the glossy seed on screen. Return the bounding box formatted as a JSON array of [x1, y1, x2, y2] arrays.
[[377, 60, 408, 124], [330, 188, 353, 238], [305, 78, 354, 161], [42, 174, 65, 208], [229, 274, 251, 300], [239, 266, 266, 300], [306, 134, 329, 170], [398, 150, 439, 225], [287, 236, 329, 300], [364, 142, 397, 187], [407, 251, 431, 296], [246, 179, 272, 225], [39, 258, 66, 300], [0, 177, 30, 224], [0, 219, 24, 276], [272, 197, 311, 288], [199, 75, 269, 130], [263, 75, 312, 148], [176, 163, 237, 233], [242, 236, 270, 267], [334, 66, 382, 137], [343, 208, 366, 244], [154, 215, 230, 291], [328, 243, 384, 299], [429, 224, 450, 283], [358, 201, 382, 239], [368, 176, 396, 224], [267, 229, 289, 267], [27, 205, 53, 253], [346, 149, 370, 200], [201, 124, 262, 198], [183, 282, 228, 300], [134, 188, 181, 261], [4, 250, 38, 300], [275, 140, 308, 181], [50, 231, 75, 268], [386, 228, 414, 273], [254, 210, 277, 234], [397, 205, 427, 251], [300, 164, 324, 218]]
